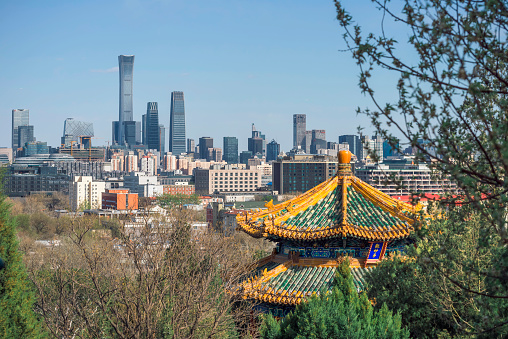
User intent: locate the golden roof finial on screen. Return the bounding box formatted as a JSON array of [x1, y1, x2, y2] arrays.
[[338, 150, 352, 164], [338, 150, 352, 175]]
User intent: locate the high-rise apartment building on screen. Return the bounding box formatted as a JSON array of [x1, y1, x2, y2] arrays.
[[125, 151, 139, 172], [266, 140, 280, 162], [69, 176, 106, 211], [199, 137, 213, 160], [223, 137, 238, 163], [169, 91, 186, 155], [146, 102, 160, 151], [12, 109, 30, 154], [293, 114, 306, 149], [118, 55, 135, 145], [187, 138, 195, 154]]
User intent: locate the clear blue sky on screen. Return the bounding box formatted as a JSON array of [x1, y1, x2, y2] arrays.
[[0, 0, 402, 152]]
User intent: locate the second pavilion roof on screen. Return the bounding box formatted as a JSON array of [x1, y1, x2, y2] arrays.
[[237, 151, 420, 242]]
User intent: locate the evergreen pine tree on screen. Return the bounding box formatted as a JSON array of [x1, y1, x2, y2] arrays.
[[259, 260, 409, 339], [0, 190, 45, 338]]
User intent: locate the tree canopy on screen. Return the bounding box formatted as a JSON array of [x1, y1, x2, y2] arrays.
[[335, 0, 508, 335], [156, 193, 200, 208], [0, 188, 45, 337], [260, 260, 409, 339]]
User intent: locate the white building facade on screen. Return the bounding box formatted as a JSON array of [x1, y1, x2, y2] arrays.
[[69, 176, 106, 211]]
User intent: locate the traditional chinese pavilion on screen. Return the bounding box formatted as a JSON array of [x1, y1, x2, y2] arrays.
[[237, 150, 419, 317]]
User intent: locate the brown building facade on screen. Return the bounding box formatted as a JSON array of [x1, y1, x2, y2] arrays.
[[162, 184, 196, 196], [102, 189, 139, 210]]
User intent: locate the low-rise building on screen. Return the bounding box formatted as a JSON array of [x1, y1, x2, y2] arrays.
[[195, 167, 262, 194], [272, 154, 338, 194], [3, 165, 70, 197], [355, 162, 456, 196], [162, 182, 195, 196], [102, 189, 139, 210], [123, 172, 163, 197]]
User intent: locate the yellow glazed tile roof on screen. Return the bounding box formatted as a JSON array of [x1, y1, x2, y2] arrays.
[[237, 151, 421, 241]]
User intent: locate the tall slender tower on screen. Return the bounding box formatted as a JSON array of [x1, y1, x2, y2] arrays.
[[12, 109, 30, 153], [293, 114, 306, 149], [118, 55, 135, 145], [146, 102, 160, 151], [169, 91, 186, 155]]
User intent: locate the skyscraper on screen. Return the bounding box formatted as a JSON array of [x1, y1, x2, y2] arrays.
[[146, 102, 160, 151], [293, 114, 306, 149], [159, 125, 166, 155], [187, 138, 195, 154], [310, 129, 326, 154], [142, 114, 147, 145], [339, 135, 362, 157], [304, 130, 312, 153], [123, 121, 139, 147], [208, 148, 222, 162], [118, 55, 135, 145], [12, 109, 29, 153], [169, 91, 186, 155], [223, 137, 238, 163], [18, 125, 34, 148], [239, 151, 253, 165], [249, 123, 266, 156], [266, 139, 280, 162], [198, 137, 213, 160], [248, 137, 264, 156]]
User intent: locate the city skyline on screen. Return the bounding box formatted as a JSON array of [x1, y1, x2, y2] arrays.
[[0, 1, 394, 153]]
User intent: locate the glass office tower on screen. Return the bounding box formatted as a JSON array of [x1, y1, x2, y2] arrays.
[[267, 139, 280, 162], [12, 109, 30, 154], [293, 114, 306, 149], [146, 102, 160, 151], [338, 135, 362, 158], [169, 91, 186, 155], [223, 136, 238, 163], [159, 125, 166, 154], [118, 55, 135, 145], [198, 137, 213, 160]]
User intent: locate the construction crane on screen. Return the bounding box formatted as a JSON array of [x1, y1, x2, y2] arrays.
[[81, 136, 104, 162], [69, 140, 77, 157]]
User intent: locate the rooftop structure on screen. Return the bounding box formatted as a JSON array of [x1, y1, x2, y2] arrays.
[[238, 150, 419, 317]]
